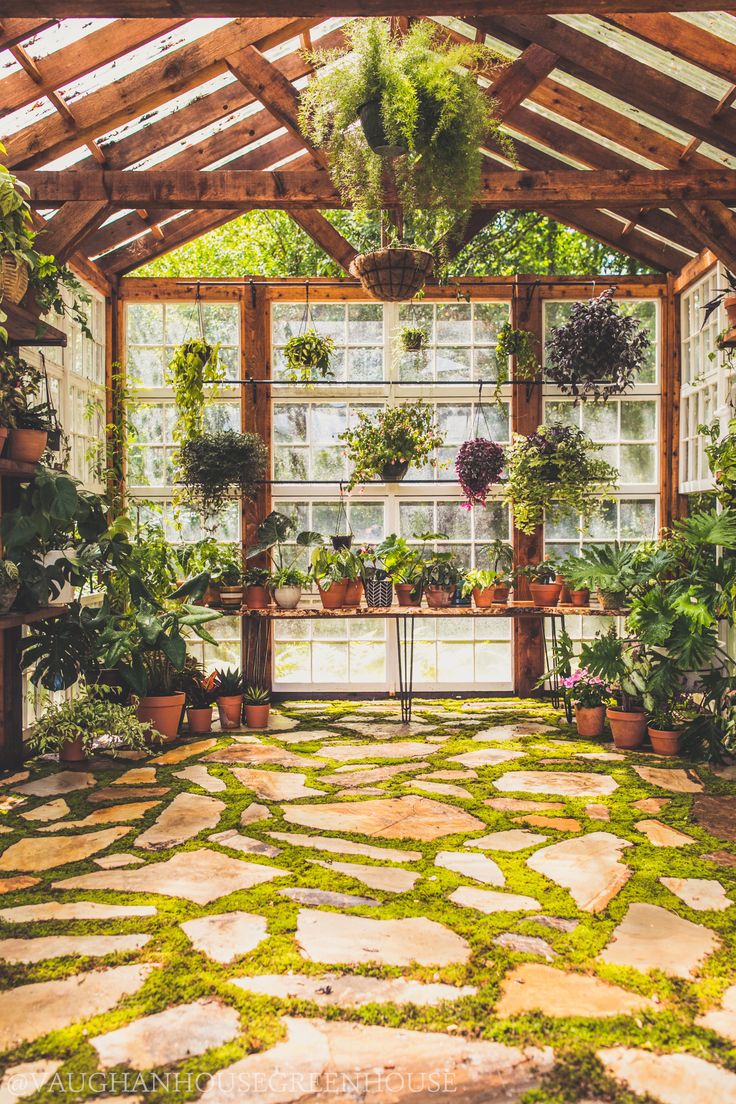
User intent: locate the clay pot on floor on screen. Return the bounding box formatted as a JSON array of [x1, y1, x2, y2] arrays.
[[245, 703, 270, 729], [343, 580, 363, 608], [529, 582, 562, 606], [317, 580, 348, 609], [217, 695, 243, 730], [606, 706, 647, 749], [472, 586, 494, 608], [570, 588, 590, 607], [187, 706, 213, 735], [575, 705, 606, 738], [137, 692, 185, 742], [648, 726, 682, 756], [425, 585, 456, 608], [59, 735, 85, 763], [9, 428, 48, 463]]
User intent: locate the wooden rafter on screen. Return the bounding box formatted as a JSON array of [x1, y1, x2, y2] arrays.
[[4, 1, 731, 14], [606, 13, 736, 85], [37, 201, 111, 264], [0, 20, 56, 51], [287, 210, 358, 273], [670, 200, 736, 276], [21, 167, 736, 209], [538, 205, 687, 271], [103, 208, 251, 276]]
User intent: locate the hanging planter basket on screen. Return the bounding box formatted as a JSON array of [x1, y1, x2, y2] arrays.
[[456, 438, 505, 508], [358, 100, 407, 158], [0, 255, 29, 305], [350, 247, 434, 303]]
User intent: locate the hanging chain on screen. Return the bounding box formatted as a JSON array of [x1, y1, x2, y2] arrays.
[[473, 379, 494, 439]]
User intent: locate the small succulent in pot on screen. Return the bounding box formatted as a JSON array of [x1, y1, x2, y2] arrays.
[[455, 437, 505, 508], [399, 325, 427, 353], [283, 329, 335, 383], [244, 683, 271, 729]]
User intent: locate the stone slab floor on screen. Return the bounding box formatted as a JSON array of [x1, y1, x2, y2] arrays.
[[0, 698, 735, 1103]]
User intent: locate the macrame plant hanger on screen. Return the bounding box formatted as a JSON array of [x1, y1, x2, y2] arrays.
[[40, 352, 62, 452], [474, 379, 495, 441], [332, 481, 353, 549]]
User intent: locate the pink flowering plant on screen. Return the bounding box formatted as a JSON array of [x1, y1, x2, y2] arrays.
[[561, 667, 610, 709]]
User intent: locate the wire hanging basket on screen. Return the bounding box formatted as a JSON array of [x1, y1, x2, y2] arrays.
[[349, 246, 434, 303]]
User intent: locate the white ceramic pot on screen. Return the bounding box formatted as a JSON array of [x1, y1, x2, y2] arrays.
[[274, 585, 301, 609], [44, 549, 75, 605]]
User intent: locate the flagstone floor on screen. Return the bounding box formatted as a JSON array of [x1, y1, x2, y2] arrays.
[[1, 697, 736, 1103]]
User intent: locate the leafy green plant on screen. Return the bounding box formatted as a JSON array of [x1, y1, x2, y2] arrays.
[[558, 553, 592, 592], [179, 430, 268, 518], [246, 510, 322, 578], [28, 685, 154, 756], [339, 402, 443, 489], [244, 684, 270, 704], [399, 326, 427, 352], [374, 534, 422, 585], [244, 565, 268, 587], [299, 19, 514, 234], [283, 329, 335, 383], [503, 423, 618, 535], [126, 524, 184, 602], [311, 546, 348, 589], [461, 567, 499, 596], [179, 539, 241, 587], [413, 534, 460, 589], [28, 254, 92, 339], [579, 628, 642, 712], [165, 339, 223, 448], [182, 668, 218, 709], [494, 323, 539, 394], [516, 559, 558, 584], [699, 418, 736, 509], [573, 542, 643, 606], [270, 565, 310, 589], [215, 667, 244, 697]]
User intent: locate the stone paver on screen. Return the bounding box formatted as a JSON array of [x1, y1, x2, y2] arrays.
[[14, 772, 95, 797], [661, 876, 732, 911], [39, 801, 161, 831], [406, 780, 473, 799], [89, 786, 169, 803], [0, 876, 39, 895], [494, 771, 618, 797], [206, 745, 319, 769], [599, 902, 719, 977], [113, 767, 158, 785], [151, 738, 217, 765], [277, 730, 344, 744], [599, 1047, 736, 1104], [419, 769, 478, 781], [696, 984, 736, 1041], [324, 763, 425, 787], [0, 826, 130, 872], [473, 723, 554, 742], [240, 802, 270, 826], [633, 766, 703, 792], [527, 833, 632, 913], [309, 859, 419, 893], [230, 973, 476, 1008], [0, 1061, 62, 1104], [283, 795, 483, 841], [340, 721, 428, 739], [632, 797, 670, 813], [497, 964, 655, 1018], [173, 766, 227, 793], [269, 832, 421, 862], [635, 819, 695, 847], [469, 829, 547, 852], [241, 713, 298, 732], [297, 909, 470, 966], [485, 798, 565, 813], [53, 848, 287, 905], [450, 886, 541, 913], [530, 914, 579, 933], [513, 814, 582, 832], [229, 768, 324, 801], [280, 887, 380, 908], [0, 933, 150, 963], [19, 798, 69, 822], [435, 850, 505, 886], [0, 900, 156, 922], [704, 850, 736, 868], [585, 804, 610, 821], [209, 829, 280, 857], [317, 742, 433, 762], [198, 1017, 552, 1104], [94, 853, 144, 869], [91, 998, 240, 1069], [450, 749, 524, 768], [135, 793, 224, 850], [181, 911, 268, 964], [692, 795, 736, 842], [0, 771, 28, 787], [0, 964, 152, 1050], [493, 933, 556, 959]]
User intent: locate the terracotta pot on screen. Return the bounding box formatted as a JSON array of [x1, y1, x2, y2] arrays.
[[203, 584, 220, 607], [9, 428, 47, 463], [343, 579, 363, 608], [472, 586, 494, 608], [425, 585, 456, 608], [395, 583, 420, 607], [597, 588, 625, 611], [273, 585, 301, 609], [492, 585, 510, 604], [245, 703, 270, 729], [244, 585, 269, 609], [575, 705, 606, 738], [570, 588, 590, 608], [607, 706, 647, 749], [0, 427, 8, 456], [187, 706, 213, 735], [648, 726, 682, 756], [725, 292, 736, 327], [529, 582, 562, 606], [59, 735, 85, 763], [555, 575, 572, 604], [219, 584, 245, 609], [137, 692, 185, 742], [317, 580, 348, 609], [217, 695, 243, 730]]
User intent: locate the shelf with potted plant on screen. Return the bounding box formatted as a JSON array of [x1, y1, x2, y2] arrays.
[[1, 299, 66, 349]]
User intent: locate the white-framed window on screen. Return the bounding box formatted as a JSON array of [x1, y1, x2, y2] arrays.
[[679, 265, 730, 494]]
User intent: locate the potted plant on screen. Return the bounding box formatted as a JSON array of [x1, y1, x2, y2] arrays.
[[0, 560, 19, 613], [558, 554, 591, 607], [244, 684, 270, 729], [214, 666, 244, 730], [461, 568, 498, 608], [283, 329, 335, 383], [338, 548, 363, 608], [178, 539, 235, 606], [561, 668, 611, 738], [356, 543, 393, 608], [503, 423, 618, 536], [9, 401, 56, 464], [419, 538, 461, 607], [0, 157, 36, 306], [340, 402, 443, 489], [399, 326, 427, 353], [519, 559, 561, 606], [495, 323, 539, 392], [246, 510, 322, 608], [184, 670, 218, 735], [165, 339, 223, 448], [179, 430, 268, 519], [580, 629, 647, 748], [376, 534, 422, 605], [136, 651, 188, 743], [244, 566, 269, 610], [455, 437, 505, 508], [574, 542, 641, 610], [311, 546, 349, 608], [270, 566, 310, 610], [28, 685, 154, 764], [701, 269, 736, 333], [545, 288, 650, 402]]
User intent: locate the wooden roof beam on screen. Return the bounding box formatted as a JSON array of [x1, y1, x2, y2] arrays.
[[0, 20, 56, 51], [287, 209, 357, 273], [37, 200, 111, 264], [538, 204, 688, 271], [670, 199, 736, 276], [22, 167, 736, 210], [1, 1, 729, 15], [606, 14, 736, 86], [101, 208, 251, 276]]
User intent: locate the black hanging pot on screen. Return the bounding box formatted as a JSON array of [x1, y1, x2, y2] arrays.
[[365, 575, 393, 608], [331, 535, 353, 551], [358, 101, 407, 158], [380, 460, 409, 482]]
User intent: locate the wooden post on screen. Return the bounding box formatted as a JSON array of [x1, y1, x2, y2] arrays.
[[663, 272, 687, 525], [512, 275, 545, 698]]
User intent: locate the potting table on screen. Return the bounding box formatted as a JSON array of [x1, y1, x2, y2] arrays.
[[241, 604, 625, 722]]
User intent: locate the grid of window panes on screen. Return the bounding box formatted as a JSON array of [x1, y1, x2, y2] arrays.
[[679, 266, 724, 493], [124, 301, 243, 672], [395, 301, 509, 381], [272, 302, 385, 382]]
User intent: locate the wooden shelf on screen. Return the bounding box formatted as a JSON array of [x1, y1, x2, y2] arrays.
[[240, 604, 628, 619], [2, 301, 67, 348], [0, 457, 40, 480], [0, 605, 68, 631]]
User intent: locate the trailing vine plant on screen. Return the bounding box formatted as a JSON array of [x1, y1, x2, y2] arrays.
[[165, 339, 223, 447]]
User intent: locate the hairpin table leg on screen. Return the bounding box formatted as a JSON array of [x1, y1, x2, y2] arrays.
[[395, 615, 415, 724]]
